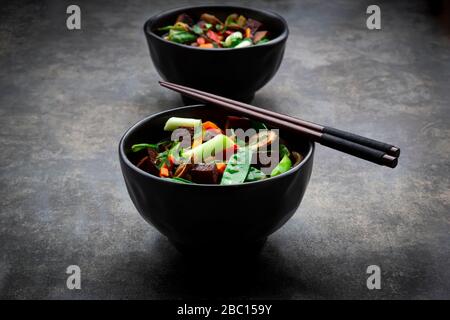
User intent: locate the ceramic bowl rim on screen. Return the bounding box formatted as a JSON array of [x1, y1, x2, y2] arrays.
[[119, 104, 314, 188]]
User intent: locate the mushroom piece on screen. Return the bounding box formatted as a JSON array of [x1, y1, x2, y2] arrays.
[[147, 148, 161, 176], [173, 163, 193, 179], [253, 31, 268, 43], [224, 116, 252, 131], [136, 156, 149, 168], [292, 151, 303, 167], [248, 130, 278, 151], [200, 13, 223, 26], [176, 13, 194, 26], [245, 18, 262, 33]]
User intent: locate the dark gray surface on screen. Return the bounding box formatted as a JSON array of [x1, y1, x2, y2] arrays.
[[1, 0, 449, 299]]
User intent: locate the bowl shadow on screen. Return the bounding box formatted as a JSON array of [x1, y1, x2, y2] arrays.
[[106, 234, 321, 299]]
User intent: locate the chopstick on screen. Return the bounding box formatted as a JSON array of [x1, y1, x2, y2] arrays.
[[162, 82, 400, 158], [159, 81, 399, 168]]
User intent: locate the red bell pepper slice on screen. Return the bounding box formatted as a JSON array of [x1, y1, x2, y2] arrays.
[[207, 30, 221, 43]]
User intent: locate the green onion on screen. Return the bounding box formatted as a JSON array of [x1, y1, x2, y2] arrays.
[[224, 31, 243, 48], [163, 117, 201, 131], [183, 134, 235, 163], [234, 38, 252, 48]]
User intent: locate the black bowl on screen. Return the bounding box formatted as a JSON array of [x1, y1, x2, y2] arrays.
[[143, 5, 289, 103], [119, 105, 314, 255]]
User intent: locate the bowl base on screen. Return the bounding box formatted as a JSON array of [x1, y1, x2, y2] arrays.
[[181, 92, 255, 105], [169, 237, 267, 258]]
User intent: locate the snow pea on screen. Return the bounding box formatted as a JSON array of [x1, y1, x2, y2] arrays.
[[256, 38, 270, 45], [245, 167, 267, 182], [270, 154, 292, 177], [168, 29, 197, 44], [280, 144, 290, 158], [251, 120, 268, 131], [220, 147, 252, 185]]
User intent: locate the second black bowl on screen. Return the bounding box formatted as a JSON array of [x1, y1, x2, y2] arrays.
[[144, 5, 289, 103]]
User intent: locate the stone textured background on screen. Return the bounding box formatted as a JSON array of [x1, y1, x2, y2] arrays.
[[0, 0, 449, 299]]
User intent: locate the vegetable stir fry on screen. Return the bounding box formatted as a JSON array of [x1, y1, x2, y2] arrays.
[[129, 116, 303, 185], [158, 12, 270, 48]]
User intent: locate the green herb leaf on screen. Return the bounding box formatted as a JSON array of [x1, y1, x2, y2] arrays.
[[131, 143, 158, 152], [192, 24, 203, 35], [169, 177, 193, 184], [168, 142, 181, 163], [157, 141, 181, 167], [156, 149, 169, 168], [158, 25, 173, 31]]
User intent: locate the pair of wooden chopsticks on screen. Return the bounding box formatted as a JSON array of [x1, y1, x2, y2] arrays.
[[159, 81, 400, 168]]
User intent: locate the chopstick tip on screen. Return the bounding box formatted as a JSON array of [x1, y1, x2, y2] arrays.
[[382, 154, 398, 169], [390, 146, 401, 157]]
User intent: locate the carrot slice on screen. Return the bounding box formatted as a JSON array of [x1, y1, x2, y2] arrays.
[[202, 121, 220, 131], [159, 163, 170, 177], [199, 43, 214, 49], [216, 162, 227, 174], [245, 27, 251, 38], [168, 155, 175, 167]]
